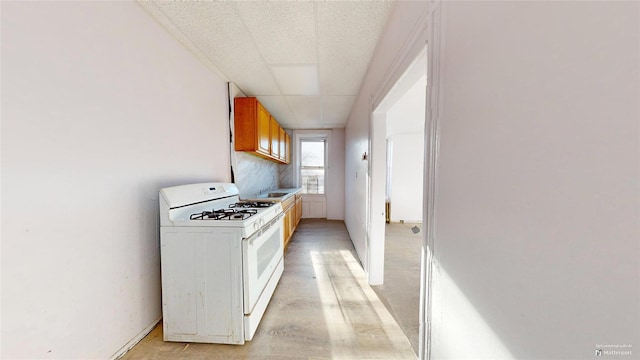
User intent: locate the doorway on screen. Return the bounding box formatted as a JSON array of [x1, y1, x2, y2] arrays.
[[367, 47, 427, 284], [300, 138, 326, 218], [294, 130, 332, 219], [367, 47, 428, 355]]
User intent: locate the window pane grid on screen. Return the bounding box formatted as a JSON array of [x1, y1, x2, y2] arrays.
[[300, 140, 325, 194], [301, 169, 324, 194]]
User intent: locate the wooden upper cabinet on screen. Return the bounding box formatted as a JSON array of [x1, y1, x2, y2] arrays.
[[270, 117, 280, 159], [234, 97, 269, 156], [284, 132, 290, 164], [279, 128, 286, 162], [234, 97, 289, 164], [257, 102, 271, 156]]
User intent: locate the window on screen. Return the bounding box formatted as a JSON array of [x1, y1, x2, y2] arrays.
[[300, 140, 325, 194]]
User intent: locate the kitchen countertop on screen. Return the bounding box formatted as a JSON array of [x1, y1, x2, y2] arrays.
[[241, 187, 302, 202]]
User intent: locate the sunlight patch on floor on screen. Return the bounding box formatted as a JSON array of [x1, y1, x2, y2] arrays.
[[311, 249, 416, 360], [311, 250, 358, 360], [339, 250, 416, 354]]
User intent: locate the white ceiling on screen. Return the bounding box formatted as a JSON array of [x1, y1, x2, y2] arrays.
[[138, 0, 393, 129]]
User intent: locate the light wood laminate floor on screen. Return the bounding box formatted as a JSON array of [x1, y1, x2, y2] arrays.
[[120, 219, 416, 360], [372, 223, 422, 354]]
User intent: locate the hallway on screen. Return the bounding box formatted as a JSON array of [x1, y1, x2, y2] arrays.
[[121, 220, 416, 360], [373, 223, 422, 354]]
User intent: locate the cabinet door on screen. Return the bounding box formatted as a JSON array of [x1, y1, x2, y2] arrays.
[[257, 103, 270, 155], [283, 212, 290, 247], [285, 208, 291, 244], [270, 117, 280, 159], [295, 196, 302, 226], [288, 207, 295, 236], [279, 128, 286, 161], [284, 133, 291, 164]]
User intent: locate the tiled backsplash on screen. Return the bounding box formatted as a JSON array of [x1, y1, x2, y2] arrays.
[[278, 129, 295, 188], [278, 162, 294, 188], [233, 151, 278, 198], [233, 127, 296, 197]]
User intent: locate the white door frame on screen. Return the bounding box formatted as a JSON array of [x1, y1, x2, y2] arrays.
[[367, 110, 388, 285], [420, 6, 442, 359], [294, 130, 331, 219], [367, 42, 429, 285], [365, 4, 441, 360]]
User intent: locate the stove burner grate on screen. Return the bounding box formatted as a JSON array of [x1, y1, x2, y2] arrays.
[[229, 201, 275, 209], [190, 208, 258, 221]]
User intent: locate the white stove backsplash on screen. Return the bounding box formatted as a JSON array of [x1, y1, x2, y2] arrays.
[[234, 152, 278, 198]]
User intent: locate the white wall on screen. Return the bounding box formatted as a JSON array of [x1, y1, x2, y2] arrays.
[[327, 128, 345, 220], [1, 2, 230, 358], [346, 1, 639, 358], [386, 75, 426, 138], [429, 2, 639, 358], [344, 0, 430, 279], [388, 133, 423, 223], [386, 78, 425, 223]]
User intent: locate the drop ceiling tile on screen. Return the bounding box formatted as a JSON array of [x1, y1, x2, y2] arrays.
[[316, 1, 392, 95], [276, 119, 298, 130], [140, 1, 394, 130], [138, 1, 227, 79], [320, 61, 369, 96], [255, 96, 297, 128], [285, 96, 322, 125], [149, 1, 281, 95], [322, 96, 356, 127], [271, 65, 320, 96], [234, 1, 317, 64]]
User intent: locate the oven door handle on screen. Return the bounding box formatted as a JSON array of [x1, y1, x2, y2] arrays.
[[246, 213, 283, 244]]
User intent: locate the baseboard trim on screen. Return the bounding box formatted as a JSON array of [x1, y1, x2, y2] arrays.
[[111, 316, 162, 360]]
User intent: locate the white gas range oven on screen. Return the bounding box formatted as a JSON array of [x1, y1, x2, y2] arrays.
[[159, 183, 284, 344]]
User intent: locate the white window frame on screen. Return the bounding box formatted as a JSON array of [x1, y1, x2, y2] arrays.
[[299, 139, 326, 194], [293, 130, 331, 194]]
